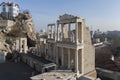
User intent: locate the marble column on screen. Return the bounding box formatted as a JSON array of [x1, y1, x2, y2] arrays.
[[76, 22, 79, 44], [75, 49, 79, 75], [77, 21, 84, 43], [19, 38, 22, 53], [56, 47, 58, 64], [53, 45, 55, 61], [68, 48, 70, 68], [49, 44, 52, 60], [68, 23, 71, 41], [57, 23, 59, 41], [81, 49, 84, 74], [45, 45, 46, 57], [82, 21, 84, 43], [24, 39, 27, 53], [47, 26, 50, 38], [61, 24, 64, 41], [51, 26, 54, 39], [61, 47, 64, 66]]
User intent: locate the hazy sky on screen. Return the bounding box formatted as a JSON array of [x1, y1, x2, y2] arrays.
[[1, 0, 120, 32]]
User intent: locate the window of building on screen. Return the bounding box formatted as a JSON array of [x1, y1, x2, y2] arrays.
[[3, 5, 6, 12], [9, 7, 12, 12]]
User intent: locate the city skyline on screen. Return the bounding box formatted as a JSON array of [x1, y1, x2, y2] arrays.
[[1, 0, 120, 32]]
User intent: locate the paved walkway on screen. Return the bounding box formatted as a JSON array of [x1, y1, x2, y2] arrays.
[[0, 61, 38, 80]]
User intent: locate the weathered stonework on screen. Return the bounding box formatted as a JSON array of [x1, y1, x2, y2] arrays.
[[0, 20, 14, 27], [37, 14, 97, 79], [15, 37, 28, 53]]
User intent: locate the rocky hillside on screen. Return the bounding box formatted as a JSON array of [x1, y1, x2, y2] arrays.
[[0, 11, 37, 52]]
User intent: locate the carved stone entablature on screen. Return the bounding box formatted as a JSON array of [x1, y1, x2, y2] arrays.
[[59, 14, 79, 20], [58, 14, 81, 24], [48, 23, 55, 26]]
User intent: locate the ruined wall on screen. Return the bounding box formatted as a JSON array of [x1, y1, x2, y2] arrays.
[[83, 27, 96, 75]]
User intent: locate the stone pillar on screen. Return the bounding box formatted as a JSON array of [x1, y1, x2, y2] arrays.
[[68, 48, 70, 68], [47, 44, 49, 59], [81, 19, 84, 43], [40, 45, 42, 57], [47, 26, 50, 38], [75, 49, 79, 76], [24, 39, 27, 53], [61, 47, 64, 66], [55, 25, 57, 41], [53, 45, 56, 61], [76, 22, 79, 44], [50, 26, 52, 39], [51, 26, 54, 39], [45, 45, 46, 57], [56, 47, 58, 64], [61, 24, 64, 41], [36, 44, 39, 55], [57, 23, 59, 41], [68, 23, 71, 41], [53, 25, 55, 39], [19, 38, 22, 53], [16, 39, 19, 51], [49, 44, 52, 60], [81, 49, 84, 74], [77, 19, 84, 43]]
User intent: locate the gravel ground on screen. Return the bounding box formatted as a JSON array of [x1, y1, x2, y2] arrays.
[[0, 61, 38, 80]]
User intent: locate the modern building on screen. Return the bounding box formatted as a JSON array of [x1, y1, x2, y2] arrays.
[[0, 2, 19, 19]]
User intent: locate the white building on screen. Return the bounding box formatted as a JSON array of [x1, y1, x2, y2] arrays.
[[0, 2, 19, 19]]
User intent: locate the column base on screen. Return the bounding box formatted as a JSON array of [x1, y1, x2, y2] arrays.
[[75, 70, 80, 77]]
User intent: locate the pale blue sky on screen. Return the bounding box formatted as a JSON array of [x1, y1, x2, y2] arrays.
[[1, 0, 120, 32]]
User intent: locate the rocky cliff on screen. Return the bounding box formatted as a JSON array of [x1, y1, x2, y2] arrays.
[[0, 11, 37, 53]]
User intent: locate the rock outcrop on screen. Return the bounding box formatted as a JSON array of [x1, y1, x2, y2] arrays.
[[0, 11, 37, 53]]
